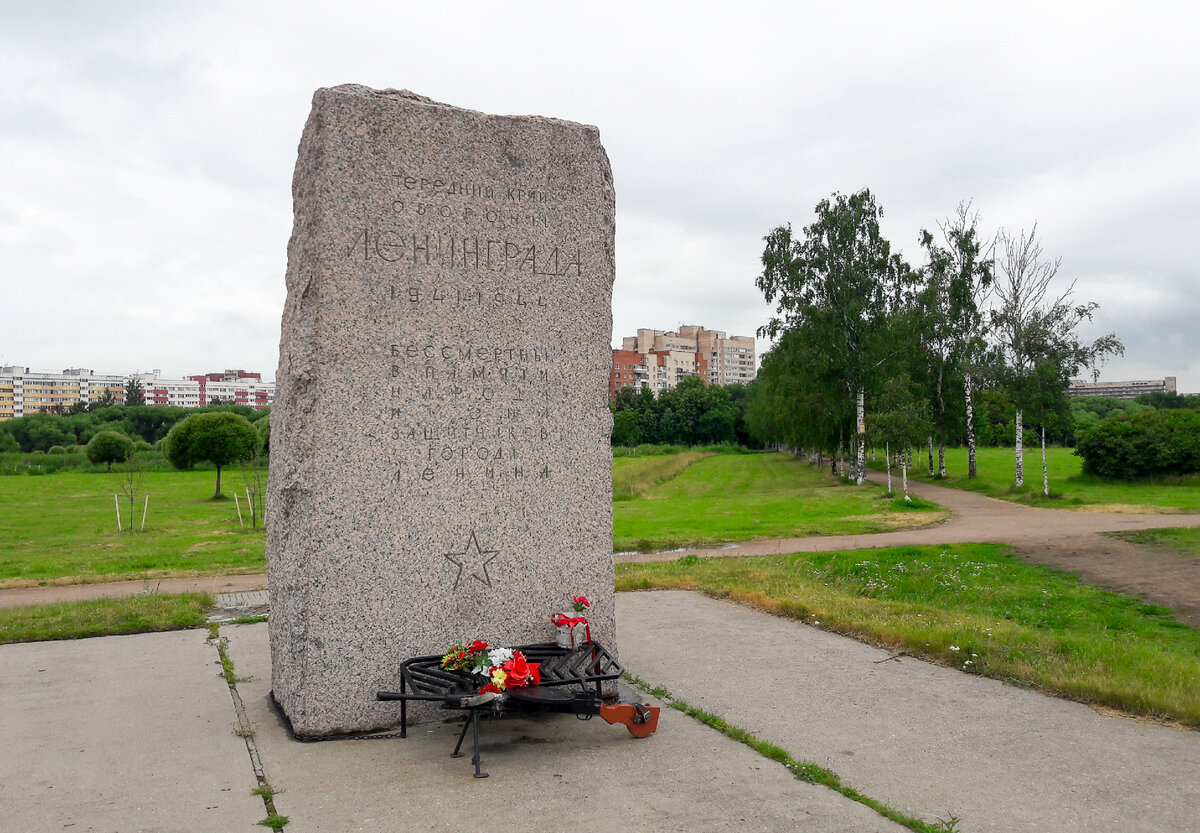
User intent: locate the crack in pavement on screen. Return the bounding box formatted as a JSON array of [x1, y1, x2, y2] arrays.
[[210, 633, 287, 830]]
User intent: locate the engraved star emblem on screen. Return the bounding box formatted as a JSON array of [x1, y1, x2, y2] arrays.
[[443, 530, 500, 590]]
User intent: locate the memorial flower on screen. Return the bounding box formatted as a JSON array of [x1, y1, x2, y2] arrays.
[[440, 640, 540, 693], [487, 647, 514, 668], [571, 595, 590, 613], [440, 639, 492, 674]]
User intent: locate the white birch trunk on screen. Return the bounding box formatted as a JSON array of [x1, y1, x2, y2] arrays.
[[1041, 426, 1049, 497], [901, 454, 909, 498], [927, 436, 934, 477], [856, 388, 866, 485], [1014, 408, 1025, 488], [938, 444, 946, 478], [964, 372, 978, 478], [886, 441, 892, 494]]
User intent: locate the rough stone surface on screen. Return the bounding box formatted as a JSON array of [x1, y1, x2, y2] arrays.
[[267, 85, 616, 736]]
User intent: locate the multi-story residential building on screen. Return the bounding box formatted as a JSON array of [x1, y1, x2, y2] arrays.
[[135, 369, 273, 410], [612, 325, 756, 398], [0, 366, 274, 420], [1067, 376, 1176, 400], [0, 366, 126, 419]]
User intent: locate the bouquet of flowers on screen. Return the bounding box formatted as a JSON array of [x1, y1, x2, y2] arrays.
[[440, 640, 540, 694]]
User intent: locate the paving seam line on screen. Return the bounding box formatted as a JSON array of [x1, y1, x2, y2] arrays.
[[209, 633, 287, 830], [622, 671, 959, 833]]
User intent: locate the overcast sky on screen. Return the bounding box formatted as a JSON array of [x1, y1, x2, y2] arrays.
[[2, 2, 1197, 391]]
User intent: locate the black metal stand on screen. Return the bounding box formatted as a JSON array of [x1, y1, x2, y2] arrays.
[[377, 641, 633, 777]]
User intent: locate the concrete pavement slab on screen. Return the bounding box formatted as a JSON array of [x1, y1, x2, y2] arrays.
[[617, 590, 1200, 833], [222, 622, 906, 833], [0, 629, 264, 833]]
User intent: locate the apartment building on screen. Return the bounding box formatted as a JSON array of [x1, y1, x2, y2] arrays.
[[0, 366, 274, 420], [0, 366, 126, 419], [1067, 376, 1177, 401], [135, 369, 273, 410], [611, 325, 756, 398]]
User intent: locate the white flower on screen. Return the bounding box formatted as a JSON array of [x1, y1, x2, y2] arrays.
[[487, 647, 513, 667], [949, 645, 960, 652]]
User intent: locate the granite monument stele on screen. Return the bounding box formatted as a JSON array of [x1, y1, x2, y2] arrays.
[[267, 85, 616, 737]]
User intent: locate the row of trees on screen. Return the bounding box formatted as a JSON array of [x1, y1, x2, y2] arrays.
[[610, 377, 756, 448], [80, 410, 265, 499], [0, 403, 268, 453], [747, 190, 1122, 491]]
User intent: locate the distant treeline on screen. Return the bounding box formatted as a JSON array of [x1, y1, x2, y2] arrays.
[[611, 380, 1200, 451], [0, 404, 269, 454]]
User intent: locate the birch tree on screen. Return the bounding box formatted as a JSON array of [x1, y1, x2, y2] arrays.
[[991, 225, 1122, 490], [918, 203, 994, 478], [757, 189, 916, 485], [871, 373, 932, 500]]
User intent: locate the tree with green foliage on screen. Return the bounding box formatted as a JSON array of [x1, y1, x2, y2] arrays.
[[8, 413, 74, 452], [87, 430, 134, 471], [917, 203, 995, 478], [91, 389, 117, 410], [253, 413, 271, 455], [756, 189, 917, 483], [990, 225, 1122, 491], [1135, 391, 1200, 410], [611, 409, 641, 447], [870, 373, 933, 498], [124, 378, 145, 406], [1076, 410, 1200, 480], [165, 412, 260, 497], [745, 326, 849, 459]]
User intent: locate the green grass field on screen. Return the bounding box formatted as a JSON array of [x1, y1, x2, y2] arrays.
[[616, 545, 1200, 726], [614, 452, 946, 552], [874, 445, 1200, 512], [0, 469, 266, 587], [1, 453, 945, 585], [0, 593, 212, 644]]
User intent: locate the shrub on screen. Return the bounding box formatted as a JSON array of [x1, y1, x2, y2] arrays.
[[47, 445, 67, 455], [1075, 409, 1200, 480], [87, 431, 134, 471]]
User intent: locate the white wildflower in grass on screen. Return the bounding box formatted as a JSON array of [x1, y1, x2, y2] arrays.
[[949, 645, 961, 652]]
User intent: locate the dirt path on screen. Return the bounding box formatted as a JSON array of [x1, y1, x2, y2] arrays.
[[6, 473, 1200, 625], [0, 574, 268, 609]]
